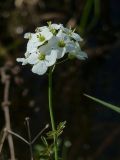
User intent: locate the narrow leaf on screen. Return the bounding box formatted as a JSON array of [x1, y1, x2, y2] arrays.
[[84, 94, 120, 113], [41, 136, 48, 147]]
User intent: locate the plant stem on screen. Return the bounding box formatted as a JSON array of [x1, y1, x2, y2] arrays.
[[25, 117, 33, 160], [1, 68, 16, 160], [79, 0, 94, 35], [48, 67, 58, 160]]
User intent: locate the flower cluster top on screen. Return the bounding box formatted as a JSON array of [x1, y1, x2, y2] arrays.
[[17, 22, 87, 75]]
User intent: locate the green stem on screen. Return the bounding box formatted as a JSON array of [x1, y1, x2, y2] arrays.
[[79, 0, 94, 35], [87, 0, 101, 31], [48, 67, 58, 160]]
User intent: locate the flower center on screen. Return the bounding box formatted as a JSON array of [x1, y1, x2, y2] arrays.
[[50, 28, 57, 35], [37, 34, 45, 42], [58, 40, 66, 48], [38, 52, 46, 60], [47, 21, 57, 35], [66, 30, 72, 36]]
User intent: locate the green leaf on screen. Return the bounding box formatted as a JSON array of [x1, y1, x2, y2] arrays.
[[46, 130, 56, 139], [56, 121, 66, 137], [84, 94, 120, 113], [34, 143, 53, 159], [47, 121, 66, 139], [57, 121, 66, 131], [41, 136, 48, 147]]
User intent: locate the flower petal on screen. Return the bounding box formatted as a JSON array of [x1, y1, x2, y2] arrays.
[[66, 42, 75, 53], [32, 62, 47, 75], [69, 51, 87, 60], [57, 30, 66, 39], [25, 52, 30, 58], [76, 51, 88, 60], [57, 47, 66, 59], [51, 24, 63, 30], [24, 32, 32, 39], [41, 29, 53, 41], [45, 50, 57, 66], [47, 36, 57, 47], [30, 34, 38, 42], [16, 58, 28, 65], [27, 41, 38, 53], [35, 26, 48, 32], [27, 53, 39, 64], [72, 32, 83, 41], [26, 33, 44, 53]]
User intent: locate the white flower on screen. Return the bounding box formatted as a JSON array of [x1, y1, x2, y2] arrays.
[[69, 50, 87, 60], [16, 52, 31, 65], [50, 23, 63, 30], [25, 28, 53, 53], [68, 42, 87, 60], [35, 26, 48, 32], [17, 22, 87, 75], [35, 23, 63, 35], [62, 27, 83, 42], [47, 30, 71, 59], [27, 44, 57, 75], [47, 37, 66, 59]]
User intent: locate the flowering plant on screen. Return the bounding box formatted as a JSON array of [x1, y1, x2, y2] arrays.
[[17, 22, 87, 160], [17, 22, 87, 75]]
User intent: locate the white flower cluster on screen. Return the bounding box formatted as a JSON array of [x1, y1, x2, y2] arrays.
[[17, 22, 87, 75]]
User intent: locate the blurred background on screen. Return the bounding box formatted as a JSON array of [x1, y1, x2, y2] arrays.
[[0, 0, 120, 159]]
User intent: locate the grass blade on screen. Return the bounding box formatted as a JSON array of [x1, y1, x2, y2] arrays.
[[84, 94, 120, 113]]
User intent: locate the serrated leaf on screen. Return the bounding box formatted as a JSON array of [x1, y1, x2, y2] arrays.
[[84, 94, 120, 113], [56, 121, 66, 137], [57, 121, 66, 131], [47, 121, 66, 139]]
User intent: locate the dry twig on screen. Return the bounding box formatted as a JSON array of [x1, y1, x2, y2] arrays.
[[0, 67, 16, 160]]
